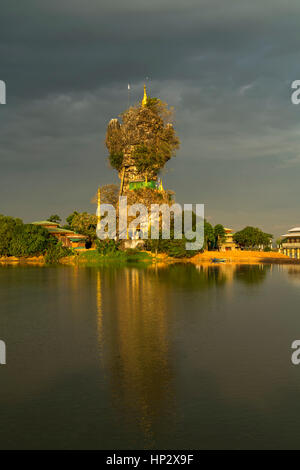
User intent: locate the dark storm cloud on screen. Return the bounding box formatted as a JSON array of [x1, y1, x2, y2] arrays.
[[1, 0, 299, 98], [1, 0, 300, 235]]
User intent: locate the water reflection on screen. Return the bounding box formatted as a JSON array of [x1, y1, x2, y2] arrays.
[[95, 266, 174, 447], [150, 263, 228, 289], [194, 263, 270, 286], [234, 264, 270, 285], [2, 263, 300, 449], [286, 266, 300, 286], [94, 262, 270, 446]]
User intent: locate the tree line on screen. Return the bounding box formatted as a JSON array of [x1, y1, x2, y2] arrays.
[[0, 215, 71, 263], [0, 211, 273, 262]]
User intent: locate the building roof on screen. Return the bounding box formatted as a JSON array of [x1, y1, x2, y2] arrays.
[[32, 221, 60, 226], [48, 228, 87, 238], [31, 221, 87, 239], [66, 233, 86, 239], [282, 227, 300, 237], [48, 227, 74, 234], [282, 229, 300, 238]]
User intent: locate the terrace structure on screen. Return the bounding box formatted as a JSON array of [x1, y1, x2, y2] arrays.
[[280, 227, 300, 259]]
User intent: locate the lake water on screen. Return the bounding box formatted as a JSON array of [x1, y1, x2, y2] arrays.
[[1, 262, 300, 449]]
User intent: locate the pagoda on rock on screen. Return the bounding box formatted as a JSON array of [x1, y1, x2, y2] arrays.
[[105, 85, 180, 196]]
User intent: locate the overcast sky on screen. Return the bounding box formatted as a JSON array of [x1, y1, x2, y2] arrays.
[[1, 0, 300, 236]]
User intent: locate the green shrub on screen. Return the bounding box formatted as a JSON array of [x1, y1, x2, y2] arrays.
[[96, 239, 120, 255], [145, 237, 197, 258], [45, 241, 72, 264], [0, 215, 23, 256], [10, 224, 50, 257]]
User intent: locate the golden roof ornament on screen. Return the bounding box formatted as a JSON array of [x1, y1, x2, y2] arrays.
[[97, 187, 101, 224], [142, 84, 148, 107]]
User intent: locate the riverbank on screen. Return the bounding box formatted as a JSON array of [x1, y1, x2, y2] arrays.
[[0, 250, 296, 266], [0, 251, 151, 265], [62, 250, 153, 265], [190, 250, 295, 264], [0, 255, 45, 265]]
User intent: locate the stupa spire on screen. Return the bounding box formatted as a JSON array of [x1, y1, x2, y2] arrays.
[[142, 84, 148, 107]]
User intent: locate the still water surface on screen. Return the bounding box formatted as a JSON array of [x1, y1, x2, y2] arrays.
[[1, 263, 300, 449]]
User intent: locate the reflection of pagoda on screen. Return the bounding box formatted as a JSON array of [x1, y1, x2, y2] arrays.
[[95, 266, 175, 446]]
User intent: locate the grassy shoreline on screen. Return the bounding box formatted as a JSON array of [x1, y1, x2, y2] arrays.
[[0, 250, 297, 266]]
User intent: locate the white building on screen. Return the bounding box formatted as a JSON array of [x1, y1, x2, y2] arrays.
[[280, 227, 300, 259]]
